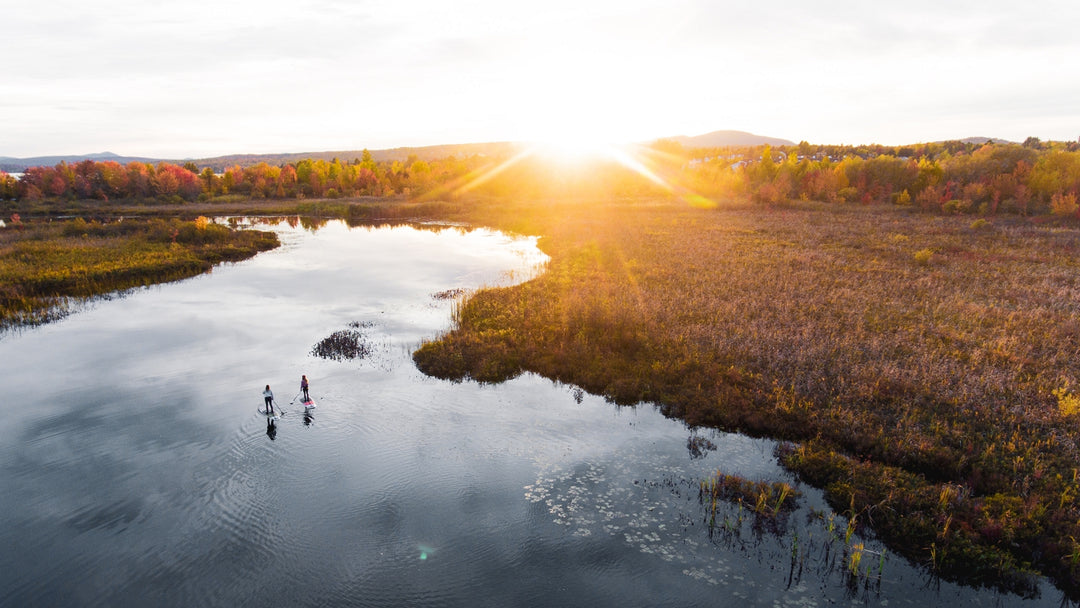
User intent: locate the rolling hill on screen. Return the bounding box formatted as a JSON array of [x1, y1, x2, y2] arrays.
[[663, 130, 795, 148], [0, 143, 522, 173]]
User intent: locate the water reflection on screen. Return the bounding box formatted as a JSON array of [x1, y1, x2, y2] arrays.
[[0, 219, 1069, 607]]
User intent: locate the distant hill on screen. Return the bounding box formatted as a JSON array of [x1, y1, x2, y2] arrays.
[[937, 137, 1016, 145], [0, 151, 157, 172], [9, 134, 1030, 173], [1, 142, 523, 173], [663, 130, 795, 149], [186, 142, 523, 172]]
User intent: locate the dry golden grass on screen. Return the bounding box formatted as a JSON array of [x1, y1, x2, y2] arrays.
[[0, 218, 279, 327], [414, 197, 1080, 595]]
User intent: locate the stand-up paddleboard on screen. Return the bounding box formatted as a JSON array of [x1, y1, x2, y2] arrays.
[[258, 408, 281, 420], [301, 398, 316, 409]]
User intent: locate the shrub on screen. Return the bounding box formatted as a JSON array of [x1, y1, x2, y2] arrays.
[[1051, 192, 1078, 217], [1054, 385, 1080, 417], [914, 248, 934, 266], [61, 217, 90, 237]]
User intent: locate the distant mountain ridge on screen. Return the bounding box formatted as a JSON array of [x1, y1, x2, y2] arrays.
[[940, 136, 1016, 145], [185, 142, 522, 172], [0, 133, 1028, 172], [0, 151, 159, 172], [0, 143, 522, 173], [664, 130, 795, 148]]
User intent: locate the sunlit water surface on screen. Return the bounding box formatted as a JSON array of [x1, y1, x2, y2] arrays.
[[0, 219, 1066, 607]]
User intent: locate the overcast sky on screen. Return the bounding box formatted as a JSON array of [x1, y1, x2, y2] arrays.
[[3, 0, 1079, 158]]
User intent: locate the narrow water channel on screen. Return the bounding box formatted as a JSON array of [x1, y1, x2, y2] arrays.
[[0, 218, 1065, 606]]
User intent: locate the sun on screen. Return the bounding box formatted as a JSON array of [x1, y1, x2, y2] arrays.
[[520, 113, 627, 164], [530, 134, 617, 163]]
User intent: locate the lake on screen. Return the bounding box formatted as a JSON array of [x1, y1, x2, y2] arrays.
[[0, 218, 1066, 606]]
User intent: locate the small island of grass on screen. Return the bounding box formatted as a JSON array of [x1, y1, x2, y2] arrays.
[[0, 215, 279, 327]]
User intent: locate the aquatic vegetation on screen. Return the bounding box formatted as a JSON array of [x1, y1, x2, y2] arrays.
[[524, 451, 904, 602], [686, 435, 717, 459], [431, 288, 468, 300], [699, 471, 800, 521], [311, 327, 372, 361]]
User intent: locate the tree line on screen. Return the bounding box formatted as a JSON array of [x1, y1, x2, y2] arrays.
[[3, 139, 1079, 217], [682, 138, 1080, 216], [0, 149, 474, 203]]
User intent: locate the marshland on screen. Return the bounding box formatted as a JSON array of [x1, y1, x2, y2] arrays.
[[413, 196, 1080, 596], [0, 215, 278, 327], [2, 139, 1080, 604]]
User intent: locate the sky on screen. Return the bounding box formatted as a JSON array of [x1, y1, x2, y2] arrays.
[[3, 0, 1080, 158]]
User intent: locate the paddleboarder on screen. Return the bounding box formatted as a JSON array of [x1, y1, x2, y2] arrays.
[[301, 375, 310, 401], [263, 384, 275, 416]]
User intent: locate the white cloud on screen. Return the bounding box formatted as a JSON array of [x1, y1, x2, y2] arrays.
[[3, 0, 1079, 157]]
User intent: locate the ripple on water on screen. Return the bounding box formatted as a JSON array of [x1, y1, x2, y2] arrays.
[[174, 423, 296, 582]]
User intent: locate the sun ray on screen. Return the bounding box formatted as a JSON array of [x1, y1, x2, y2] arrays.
[[608, 145, 719, 209], [407, 133, 719, 211], [450, 148, 534, 196], [407, 146, 534, 202]]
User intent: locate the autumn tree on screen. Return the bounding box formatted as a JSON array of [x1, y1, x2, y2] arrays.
[[152, 163, 201, 200], [127, 162, 153, 198], [1028, 151, 1080, 205], [153, 166, 180, 196], [200, 167, 219, 196], [0, 172, 17, 200], [276, 164, 298, 198], [100, 161, 129, 198]]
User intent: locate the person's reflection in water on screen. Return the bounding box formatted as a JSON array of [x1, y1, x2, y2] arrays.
[[266, 418, 277, 440], [303, 409, 314, 427]]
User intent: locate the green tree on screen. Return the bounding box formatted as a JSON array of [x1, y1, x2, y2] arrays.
[[200, 167, 217, 195]]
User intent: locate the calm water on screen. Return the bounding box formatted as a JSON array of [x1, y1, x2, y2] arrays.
[[0, 219, 1066, 607]]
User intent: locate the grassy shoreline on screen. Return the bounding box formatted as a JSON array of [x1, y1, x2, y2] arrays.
[[0, 215, 279, 327], [408, 196, 1080, 597]]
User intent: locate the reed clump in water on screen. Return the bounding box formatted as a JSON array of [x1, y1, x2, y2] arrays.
[[699, 471, 800, 520], [311, 327, 373, 361]]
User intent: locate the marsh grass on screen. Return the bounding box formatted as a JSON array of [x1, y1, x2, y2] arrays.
[[311, 327, 373, 361], [700, 471, 801, 520], [0, 217, 278, 327], [413, 197, 1080, 595]]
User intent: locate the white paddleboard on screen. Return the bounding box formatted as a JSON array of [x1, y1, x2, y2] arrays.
[[301, 398, 316, 409], [258, 408, 281, 420]]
